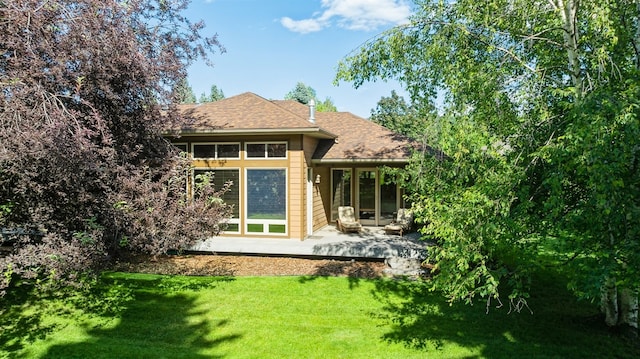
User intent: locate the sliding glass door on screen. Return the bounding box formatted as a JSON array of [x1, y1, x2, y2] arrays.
[[357, 169, 377, 225], [332, 168, 400, 226]]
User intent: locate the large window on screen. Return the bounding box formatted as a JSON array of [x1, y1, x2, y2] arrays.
[[331, 169, 352, 221], [246, 169, 287, 234], [245, 142, 287, 159], [194, 169, 240, 233], [193, 143, 240, 159]]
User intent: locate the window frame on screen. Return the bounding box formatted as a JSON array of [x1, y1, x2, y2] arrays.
[[244, 167, 288, 236], [330, 168, 353, 222], [192, 142, 241, 160], [173, 142, 189, 155], [192, 167, 241, 234], [244, 141, 288, 159]]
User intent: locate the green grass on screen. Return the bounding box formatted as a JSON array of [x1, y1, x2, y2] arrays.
[[1, 270, 638, 359]]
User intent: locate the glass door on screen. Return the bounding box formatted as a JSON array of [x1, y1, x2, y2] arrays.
[[379, 171, 397, 225], [357, 169, 377, 225], [355, 169, 399, 226]]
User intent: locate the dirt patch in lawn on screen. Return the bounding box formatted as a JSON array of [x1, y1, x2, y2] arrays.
[[114, 253, 387, 279]]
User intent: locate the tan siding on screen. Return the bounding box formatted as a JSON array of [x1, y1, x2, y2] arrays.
[[312, 167, 331, 230], [288, 149, 304, 239]]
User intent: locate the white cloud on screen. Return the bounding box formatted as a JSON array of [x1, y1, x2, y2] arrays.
[[281, 0, 412, 34], [280, 17, 327, 34]]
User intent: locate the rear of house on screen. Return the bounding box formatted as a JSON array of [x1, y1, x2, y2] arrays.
[[171, 92, 417, 240]]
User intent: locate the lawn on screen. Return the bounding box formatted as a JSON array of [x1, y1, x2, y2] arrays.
[[1, 271, 638, 359]]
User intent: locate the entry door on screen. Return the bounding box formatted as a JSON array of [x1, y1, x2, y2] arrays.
[[356, 169, 398, 226]]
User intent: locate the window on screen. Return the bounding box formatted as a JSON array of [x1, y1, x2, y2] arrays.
[[173, 143, 188, 153], [194, 169, 240, 233], [331, 169, 352, 221], [246, 169, 287, 234], [245, 142, 287, 159], [193, 143, 240, 159]]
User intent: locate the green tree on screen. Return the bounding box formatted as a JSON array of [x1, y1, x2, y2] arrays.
[[370, 90, 426, 138], [315, 97, 337, 112], [285, 83, 337, 112], [285, 82, 316, 105], [337, 0, 639, 331], [199, 84, 225, 103], [175, 78, 197, 104]]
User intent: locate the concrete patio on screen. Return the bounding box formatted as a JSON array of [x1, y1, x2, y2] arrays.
[[191, 225, 428, 260]]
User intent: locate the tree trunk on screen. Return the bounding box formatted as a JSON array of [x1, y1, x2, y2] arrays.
[[617, 288, 638, 333], [601, 278, 638, 336], [555, 0, 584, 97], [601, 277, 619, 327]]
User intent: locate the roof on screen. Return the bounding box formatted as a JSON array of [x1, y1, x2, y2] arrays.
[[313, 112, 417, 162], [177, 92, 419, 162], [177, 92, 335, 138]]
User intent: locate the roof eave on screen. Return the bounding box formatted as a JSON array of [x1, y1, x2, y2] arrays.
[[167, 127, 337, 139], [311, 158, 410, 165]]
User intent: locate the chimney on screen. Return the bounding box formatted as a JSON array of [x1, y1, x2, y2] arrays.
[[308, 99, 316, 123]]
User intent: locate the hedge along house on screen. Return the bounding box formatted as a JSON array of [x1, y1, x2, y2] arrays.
[[172, 92, 417, 240]]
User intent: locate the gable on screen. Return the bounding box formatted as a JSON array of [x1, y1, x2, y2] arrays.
[[178, 92, 321, 133]]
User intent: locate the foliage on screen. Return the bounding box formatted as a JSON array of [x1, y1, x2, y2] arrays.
[[0, 0, 230, 293], [175, 78, 197, 103], [198, 84, 225, 103], [370, 90, 429, 138], [315, 96, 337, 112], [284, 82, 337, 112], [336, 0, 640, 328], [285, 82, 317, 104]]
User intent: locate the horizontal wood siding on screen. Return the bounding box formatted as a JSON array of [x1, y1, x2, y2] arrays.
[[312, 167, 331, 230], [289, 149, 304, 239]]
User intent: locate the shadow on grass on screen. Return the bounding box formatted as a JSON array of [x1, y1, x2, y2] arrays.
[[297, 259, 382, 289], [1, 274, 241, 359], [0, 283, 61, 355], [370, 275, 640, 358]]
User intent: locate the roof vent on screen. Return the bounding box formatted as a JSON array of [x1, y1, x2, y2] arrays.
[[308, 99, 316, 123]]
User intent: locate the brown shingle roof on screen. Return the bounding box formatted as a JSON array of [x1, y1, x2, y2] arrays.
[[271, 100, 417, 161], [177, 92, 418, 161], [178, 92, 323, 133], [313, 112, 417, 161]]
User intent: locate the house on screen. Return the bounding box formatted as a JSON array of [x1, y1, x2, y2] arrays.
[[172, 92, 417, 240]]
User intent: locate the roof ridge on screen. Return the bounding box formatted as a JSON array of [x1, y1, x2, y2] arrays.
[[269, 98, 322, 127]]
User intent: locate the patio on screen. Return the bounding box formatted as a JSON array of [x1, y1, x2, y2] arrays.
[[191, 225, 428, 260]]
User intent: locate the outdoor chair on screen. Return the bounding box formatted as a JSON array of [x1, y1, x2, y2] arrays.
[[336, 206, 363, 233], [384, 208, 413, 236]]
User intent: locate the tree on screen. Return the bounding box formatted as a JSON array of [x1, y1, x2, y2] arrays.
[[285, 82, 316, 105], [199, 84, 225, 103], [337, 0, 640, 332], [369, 90, 427, 139], [0, 0, 229, 293], [285, 82, 337, 112], [315, 97, 337, 112], [176, 78, 197, 104]]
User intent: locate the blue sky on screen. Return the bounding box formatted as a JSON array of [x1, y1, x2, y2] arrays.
[[183, 0, 413, 118]]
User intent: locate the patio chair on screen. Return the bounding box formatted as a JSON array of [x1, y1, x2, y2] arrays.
[[336, 206, 363, 233], [384, 208, 413, 236]]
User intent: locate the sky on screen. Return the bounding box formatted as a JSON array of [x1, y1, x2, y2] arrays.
[[183, 0, 414, 118]]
